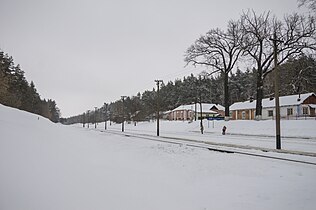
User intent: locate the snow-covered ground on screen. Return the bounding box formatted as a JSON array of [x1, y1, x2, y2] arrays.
[[96, 119, 316, 153], [1, 104, 316, 210], [110, 118, 316, 139]]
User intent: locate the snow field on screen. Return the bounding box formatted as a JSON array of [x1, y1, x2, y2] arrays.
[[95, 119, 316, 153], [1, 104, 316, 210], [114, 119, 316, 138]]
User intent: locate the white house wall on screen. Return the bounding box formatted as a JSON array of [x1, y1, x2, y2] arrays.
[[262, 105, 300, 119]]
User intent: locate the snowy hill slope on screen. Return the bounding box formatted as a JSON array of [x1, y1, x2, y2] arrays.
[[1, 104, 316, 210]]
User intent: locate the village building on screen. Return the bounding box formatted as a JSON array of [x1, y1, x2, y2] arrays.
[[230, 92, 316, 120], [166, 103, 225, 121]]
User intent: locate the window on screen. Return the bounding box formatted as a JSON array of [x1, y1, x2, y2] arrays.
[[242, 111, 246, 120], [287, 108, 293, 116], [303, 107, 308, 115], [268, 110, 273, 117]]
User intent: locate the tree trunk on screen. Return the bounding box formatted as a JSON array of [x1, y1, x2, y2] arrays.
[[224, 72, 230, 120], [255, 68, 263, 120]]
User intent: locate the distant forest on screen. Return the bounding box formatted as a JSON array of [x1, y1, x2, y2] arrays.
[[64, 55, 316, 125], [0, 50, 60, 122]]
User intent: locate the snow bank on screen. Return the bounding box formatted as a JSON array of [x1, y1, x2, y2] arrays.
[[1, 104, 316, 210]]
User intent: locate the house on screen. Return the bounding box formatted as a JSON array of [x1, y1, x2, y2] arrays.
[[167, 103, 225, 121], [230, 92, 316, 120]]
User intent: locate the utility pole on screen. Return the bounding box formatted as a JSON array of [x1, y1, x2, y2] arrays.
[[270, 32, 283, 150], [198, 77, 203, 134], [109, 110, 112, 126], [94, 107, 98, 129], [87, 110, 90, 128], [195, 98, 197, 121], [199, 93, 203, 134], [82, 112, 85, 128], [155, 80, 163, 136], [104, 103, 108, 130], [121, 96, 127, 132]]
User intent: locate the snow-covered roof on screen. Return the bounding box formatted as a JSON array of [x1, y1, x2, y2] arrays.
[[309, 104, 316, 109], [172, 103, 224, 113], [163, 110, 172, 114], [230, 93, 315, 111]]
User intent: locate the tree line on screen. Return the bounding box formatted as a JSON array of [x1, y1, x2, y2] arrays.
[[64, 55, 316, 125], [0, 50, 60, 122]]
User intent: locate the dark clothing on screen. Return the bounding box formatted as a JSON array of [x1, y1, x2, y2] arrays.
[[222, 126, 226, 135]]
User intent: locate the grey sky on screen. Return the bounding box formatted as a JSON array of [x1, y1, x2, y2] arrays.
[[0, 0, 303, 117]]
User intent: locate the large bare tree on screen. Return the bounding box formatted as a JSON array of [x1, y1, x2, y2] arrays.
[[185, 20, 244, 120], [240, 10, 316, 119], [298, 0, 316, 12]]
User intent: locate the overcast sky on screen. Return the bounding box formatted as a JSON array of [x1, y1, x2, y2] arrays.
[[0, 0, 304, 117]]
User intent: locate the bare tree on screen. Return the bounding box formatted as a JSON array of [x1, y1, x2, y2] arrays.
[[240, 10, 316, 119], [185, 20, 244, 120], [298, 0, 316, 12]]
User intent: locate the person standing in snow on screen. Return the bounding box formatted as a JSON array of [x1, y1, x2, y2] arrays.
[[200, 124, 204, 134], [222, 126, 226, 135]]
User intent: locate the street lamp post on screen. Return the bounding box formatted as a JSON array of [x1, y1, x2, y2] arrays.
[[82, 112, 85, 128], [104, 103, 108, 130], [121, 96, 127, 132], [94, 107, 98, 129], [87, 110, 90, 128], [199, 93, 203, 134], [155, 80, 163, 136], [195, 98, 197, 121]]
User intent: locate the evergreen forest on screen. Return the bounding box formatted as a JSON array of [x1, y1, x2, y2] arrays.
[[0, 50, 60, 122]]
